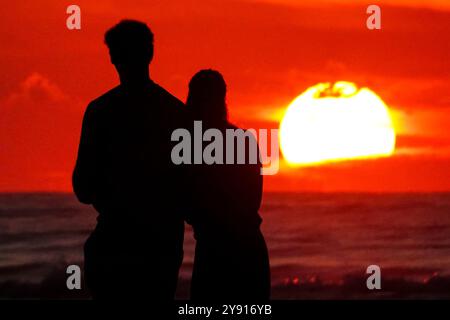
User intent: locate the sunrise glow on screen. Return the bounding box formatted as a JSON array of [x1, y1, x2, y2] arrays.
[[279, 82, 396, 165]]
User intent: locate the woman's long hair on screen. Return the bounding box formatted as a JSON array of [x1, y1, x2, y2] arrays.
[[186, 69, 228, 125]]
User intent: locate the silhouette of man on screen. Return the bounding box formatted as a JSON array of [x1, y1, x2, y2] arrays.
[[73, 20, 187, 299]]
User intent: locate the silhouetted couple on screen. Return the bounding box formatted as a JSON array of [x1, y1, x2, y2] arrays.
[[73, 20, 270, 300]]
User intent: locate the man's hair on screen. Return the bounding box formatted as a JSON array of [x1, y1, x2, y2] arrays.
[[104, 20, 154, 65]]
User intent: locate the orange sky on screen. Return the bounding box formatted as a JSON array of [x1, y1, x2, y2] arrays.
[[1, 0, 450, 192]]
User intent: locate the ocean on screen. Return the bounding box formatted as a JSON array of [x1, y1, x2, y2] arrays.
[[1, 192, 449, 299]]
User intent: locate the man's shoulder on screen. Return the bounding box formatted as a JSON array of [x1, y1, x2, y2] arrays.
[[82, 87, 123, 124], [87, 86, 121, 111], [152, 82, 185, 110], [151, 83, 189, 129]]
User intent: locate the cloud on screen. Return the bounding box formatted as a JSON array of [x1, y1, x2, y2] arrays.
[[4, 73, 67, 107], [0, 73, 82, 192]]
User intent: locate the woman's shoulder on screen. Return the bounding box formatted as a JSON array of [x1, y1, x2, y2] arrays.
[[225, 122, 241, 130]]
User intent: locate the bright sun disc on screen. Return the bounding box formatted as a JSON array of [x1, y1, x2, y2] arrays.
[[279, 81, 396, 165]]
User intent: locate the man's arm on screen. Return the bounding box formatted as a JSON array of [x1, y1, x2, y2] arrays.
[[72, 103, 97, 204]]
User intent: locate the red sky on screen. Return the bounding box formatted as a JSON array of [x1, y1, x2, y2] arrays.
[[1, 0, 450, 192]]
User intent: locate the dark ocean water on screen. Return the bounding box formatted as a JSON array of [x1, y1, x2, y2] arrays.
[[0, 192, 449, 299]]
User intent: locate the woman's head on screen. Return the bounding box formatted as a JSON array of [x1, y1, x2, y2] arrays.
[[187, 69, 228, 123]]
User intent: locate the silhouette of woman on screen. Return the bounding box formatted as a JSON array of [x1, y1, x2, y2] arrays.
[[186, 69, 270, 300]]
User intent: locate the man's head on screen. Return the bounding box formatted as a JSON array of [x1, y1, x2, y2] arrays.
[[105, 20, 154, 69]]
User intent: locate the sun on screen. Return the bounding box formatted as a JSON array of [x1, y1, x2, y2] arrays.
[[279, 81, 396, 165]]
